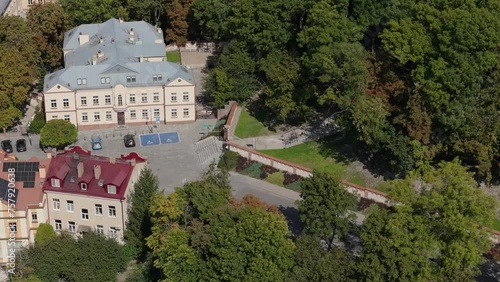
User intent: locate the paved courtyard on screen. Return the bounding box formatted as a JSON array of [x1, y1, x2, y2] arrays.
[[13, 120, 223, 194]]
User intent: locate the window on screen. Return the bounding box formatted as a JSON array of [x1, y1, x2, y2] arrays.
[[51, 178, 60, 187], [81, 96, 87, 106], [101, 77, 110, 84], [50, 99, 57, 108], [55, 220, 62, 231], [93, 96, 99, 105], [105, 95, 111, 104], [53, 199, 60, 210], [109, 206, 116, 217], [67, 200, 74, 212], [153, 93, 160, 102], [157, 74, 162, 81], [117, 95, 123, 106], [96, 225, 104, 234], [109, 227, 118, 239], [129, 94, 136, 103], [81, 209, 89, 220], [51, 115, 58, 119], [68, 221, 76, 233], [107, 185, 116, 194], [9, 223, 16, 232], [28, 0, 33, 5], [153, 74, 162, 81], [130, 110, 136, 119], [183, 108, 189, 117], [141, 93, 147, 103], [94, 112, 100, 121], [171, 93, 177, 102], [153, 109, 160, 117], [106, 77, 110, 84], [142, 109, 148, 119], [64, 115, 70, 122], [126, 76, 136, 83], [183, 94, 189, 102], [82, 78, 87, 85], [77, 78, 87, 85], [63, 98, 69, 108], [95, 204, 102, 215], [81, 183, 87, 190], [171, 109, 177, 118], [106, 111, 112, 120], [32, 212, 38, 222], [82, 112, 88, 122]]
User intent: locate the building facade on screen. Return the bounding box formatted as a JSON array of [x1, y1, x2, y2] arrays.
[[0, 155, 49, 266], [43, 18, 196, 130], [0, 0, 55, 18], [43, 147, 147, 243]]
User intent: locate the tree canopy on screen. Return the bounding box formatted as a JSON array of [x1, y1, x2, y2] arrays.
[[40, 119, 77, 147]]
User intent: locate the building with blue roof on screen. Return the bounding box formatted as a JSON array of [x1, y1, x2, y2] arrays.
[[43, 18, 196, 130]]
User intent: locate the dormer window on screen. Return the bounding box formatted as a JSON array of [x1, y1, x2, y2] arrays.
[[153, 74, 162, 81], [107, 185, 116, 194], [81, 183, 87, 190], [126, 76, 136, 83], [51, 178, 60, 188]]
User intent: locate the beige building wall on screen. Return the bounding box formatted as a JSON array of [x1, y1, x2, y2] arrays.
[[2, 0, 56, 18], [44, 86, 78, 125]]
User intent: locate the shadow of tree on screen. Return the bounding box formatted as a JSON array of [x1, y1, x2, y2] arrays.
[[279, 206, 303, 237], [246, 97, 279, 131]]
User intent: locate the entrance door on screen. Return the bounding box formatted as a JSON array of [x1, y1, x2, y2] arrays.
[[117, 112, 125, 125]]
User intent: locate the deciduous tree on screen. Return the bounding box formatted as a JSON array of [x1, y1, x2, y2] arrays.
[[34, 223, 56, 246], [59, 0, 127, 26], [40, 119, 77, 147], [165, 0, 192, 46]]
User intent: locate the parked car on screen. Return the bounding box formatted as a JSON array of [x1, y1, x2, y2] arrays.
[[91, 136, 102, 150], [16, 139, 26, 152], [1, 140, 13, 153], [124, 134, 135, 147]]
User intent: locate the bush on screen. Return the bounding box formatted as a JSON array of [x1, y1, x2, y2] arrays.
[[260, 164, 279, 179], [218, 150, 239, 171], [487, 244, 500, 261], [235, 156, 254, 172], [40, 119, 77, 147], [285, 180, 302, 192], [283, 172, 303, 186], [265, 171, 284, 186], [242, 162, 262, 178], [29, 107, 45, 134]]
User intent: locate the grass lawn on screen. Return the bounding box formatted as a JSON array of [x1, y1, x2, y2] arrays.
[[166, 51, 181, 63], [259, 141, 366, 186], [234, 108, 273, 138]]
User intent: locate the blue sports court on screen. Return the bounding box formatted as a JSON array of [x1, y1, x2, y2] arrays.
[[140, 132, 180, 147]]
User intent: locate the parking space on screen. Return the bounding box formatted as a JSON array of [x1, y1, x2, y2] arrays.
[[12, 120, 222, 194], [140, 133, 161, 146]]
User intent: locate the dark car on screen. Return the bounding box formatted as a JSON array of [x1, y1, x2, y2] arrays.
[[16, 139, 26, 152], [1, 140, 13, 153], [124, 134, 135, 147]]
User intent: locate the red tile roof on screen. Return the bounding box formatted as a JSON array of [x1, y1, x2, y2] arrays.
[[44, 146, 146, 200]]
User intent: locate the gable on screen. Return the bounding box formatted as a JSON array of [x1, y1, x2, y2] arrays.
[[101, 64, 138, 75], [166, 77, 194, 86], [45, 84, 73, 94]]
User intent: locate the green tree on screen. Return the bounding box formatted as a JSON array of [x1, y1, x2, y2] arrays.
[[358, 160, 498, 281], [189, 0, 231, 41], [165, 0, 192, 46], [124, 0, 162, 23], [40, 119, 77, 147], [28, 106, 45, 134], [34, 224, 56, 246], [288, 234, 355, 282], [59, 0, 127, 25], [27, 3, 72, 71], [124, 166, 159, 260], [297, 171, 358, 250]]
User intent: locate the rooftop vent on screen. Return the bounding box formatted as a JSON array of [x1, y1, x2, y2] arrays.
[[98, 179, 104, 187], [70, 176, 76, 183]]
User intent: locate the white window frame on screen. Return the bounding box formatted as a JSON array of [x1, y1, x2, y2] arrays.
[[96, 225, 104, 234], [55, 219, 62, 231], [171, 93, 177, 102], [153, 109, 160, 117], [31, 212, 38, 222], [53, 199, 60, 210], [108, 206, 116, 217], [68, 221, 76, 233], [82, 112, 88, 122], [50, 100, 57, 108], [81, 209, 89, 220], [183, 108, 189, 117], [171, 109, 177, 118], [106, 111, 112, 121], [93, 96, 99, 105], [107, 185, 116, 194], [95, 204, 102, 216], [129, 94, 136, 103], [94, 112, 100, 121], [81, 183, 87, 190], [63, 98, 69, 108], [81, 96, 87, 106], [141, 93, 147, 103], [105, 95, 111, 105], [51, 178, 60, 187], [66, 200, 74, 212], [64, 115, 70, 122], [142, 109, 148, 119], [109, 227, 117, 239], [153, 93, 160, 102], [130, 110, 136, 119], [183, 94, 189, 102]]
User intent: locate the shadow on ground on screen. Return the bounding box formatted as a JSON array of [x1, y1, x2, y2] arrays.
[[279, 206, 302, 237]]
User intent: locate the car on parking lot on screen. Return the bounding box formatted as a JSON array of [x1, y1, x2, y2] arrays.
[[91, 136, 102, 150], [124, 134, 135, 147], [1, 140, 13, 153], [16, 139, 26, 152]]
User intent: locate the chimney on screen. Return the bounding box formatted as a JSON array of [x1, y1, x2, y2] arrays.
[[129, 28, 134, 36], [94, 165, 101, 179], [97, 50, 104, 59], [78, 32, 89, 46], [99, 36, 104, 44], [109, 157, 116, 164], [91, 55, 97, 65], [38, 165, 46, 179], [131, 159, 136, 167], [77, 162, 84, 178], [119, 18, 123, 23], [139, 55, 144, 62], [46, 152, 52, 159], [73, 151, 80, 160]]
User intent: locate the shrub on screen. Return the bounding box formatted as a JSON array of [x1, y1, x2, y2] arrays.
[[218, 150, 239, 171], [283, 172, 303, 186], [242, 162, 262, 178], [260, 164, 279, 179], [487, 244, 500, 261], [235, 156, 253, 172], [29, 107, 46, 134], [265, 172, 284, 186]]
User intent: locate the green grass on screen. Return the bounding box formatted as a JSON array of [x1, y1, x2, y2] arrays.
[[265, 171, 285, 187], [166, 51, 181, 63], [259, 141, 366, 186], [487, 218, 500, 231], [234, 108, 273, 138]]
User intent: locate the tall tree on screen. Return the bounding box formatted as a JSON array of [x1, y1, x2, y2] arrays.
[[297, 171, 358, 250], [124, 166, 160, 260], [189, 0, 231, 41], [40, 119, 77, 147], [34, 223, 56, 246], [358, 160, 498, 281], [165, 0, 192, 46], [27, 3, 72, 71], [59, 0, 128, 26]]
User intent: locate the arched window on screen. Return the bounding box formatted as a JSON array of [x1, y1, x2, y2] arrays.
[[117, 95, 123, 106]]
